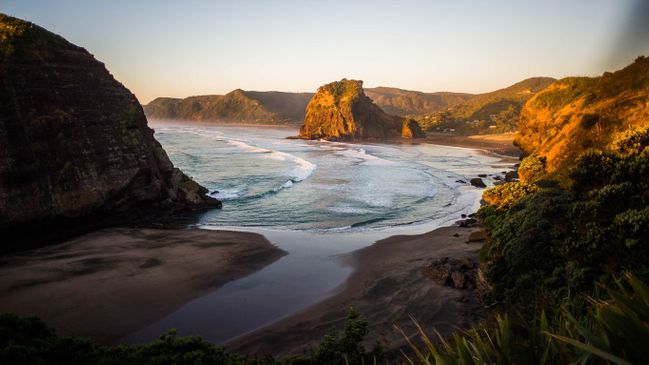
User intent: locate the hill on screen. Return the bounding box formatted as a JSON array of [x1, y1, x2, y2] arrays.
[[364, 87, 472, 116], [515, 56, 649, 171], [144, 90, 313, 124], [299, 79, 424, 141], [0, 14, 219, 251], [418, 77, 556, 134]]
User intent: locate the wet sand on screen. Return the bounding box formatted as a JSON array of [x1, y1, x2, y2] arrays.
[[0, 228, 286, 343], [425, 133, 521, 157], [228, 223, 485, 358]]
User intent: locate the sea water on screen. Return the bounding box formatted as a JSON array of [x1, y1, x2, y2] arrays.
[[123, 121, 515, 344]]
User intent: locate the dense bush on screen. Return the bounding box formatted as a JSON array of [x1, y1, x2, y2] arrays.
[[517, 154, 546, 183], [0, 310, 381, 365], [481, 181, 539, 207], [478, 127, 649, 308]]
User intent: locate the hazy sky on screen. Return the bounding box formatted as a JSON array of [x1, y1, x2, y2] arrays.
[[1, 0, 647, 103]]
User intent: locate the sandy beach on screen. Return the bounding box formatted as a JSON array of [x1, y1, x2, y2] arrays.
[[227, 222, 485, 358], [0, 228, 286, 343], [424, 133, 521, 157]]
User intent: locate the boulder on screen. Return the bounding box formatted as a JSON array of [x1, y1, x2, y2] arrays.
[[470, 178, 487, 188]]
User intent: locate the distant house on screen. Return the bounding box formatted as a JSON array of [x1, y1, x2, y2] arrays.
[[488, 125, 497, 129]]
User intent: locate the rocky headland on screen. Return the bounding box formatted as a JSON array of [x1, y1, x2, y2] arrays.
[[298, 79, 425, 141], [0, 14, 220, 252]]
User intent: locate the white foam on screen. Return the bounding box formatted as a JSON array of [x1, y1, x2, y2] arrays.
[[209, 189, 241, 201], [336, 148, 395, 166]]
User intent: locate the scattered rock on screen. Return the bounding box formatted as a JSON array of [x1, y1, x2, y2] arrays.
[[470, 178, 487, 188], [504, 171, 519, 182], [493, 176, 502, 180], [456, 179, 467, 184], [423, 257, 478, 290], [478, 174, 487, 178], [458, 218, 478, 228], [453, 233, 460, 237], [467, 231, 485, 242], [461, 214, 467, 218]]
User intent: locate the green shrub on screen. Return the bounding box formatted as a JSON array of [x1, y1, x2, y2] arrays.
[[482, 181, 539, 208], [518, 154, 546, 183]]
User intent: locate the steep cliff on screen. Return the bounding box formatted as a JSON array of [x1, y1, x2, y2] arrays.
[[516, 57, 649, 171], [298, 79, 424, 141], [0, 14, 220, 251], [144, 90, 313, 124]]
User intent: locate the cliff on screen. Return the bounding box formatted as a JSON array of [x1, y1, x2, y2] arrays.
[[144, 90, 313, 124], [298, 79, 424, 141], [515, 57, 649, 171], [0, 14, 220, 251]]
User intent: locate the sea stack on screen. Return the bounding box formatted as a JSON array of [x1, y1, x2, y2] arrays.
[[0, 14, 220, 251], [299, 79, 425, 141]]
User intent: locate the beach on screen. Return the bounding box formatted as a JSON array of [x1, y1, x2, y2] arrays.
[[0, 228, 286, 343], [425, 133, 520, 157], [227, 223, 485, 357]]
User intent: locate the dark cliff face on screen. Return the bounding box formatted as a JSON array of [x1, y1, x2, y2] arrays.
[[0, 14, 220, 251]]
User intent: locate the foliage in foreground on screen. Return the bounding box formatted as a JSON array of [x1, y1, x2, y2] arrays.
[[0, 309, 382, 365], [404, 273, 649, 365]]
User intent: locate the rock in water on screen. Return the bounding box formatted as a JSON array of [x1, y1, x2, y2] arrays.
[[298, 79, 424, 141], [0, 14, 220, 251], [402, 118, 426, 138]]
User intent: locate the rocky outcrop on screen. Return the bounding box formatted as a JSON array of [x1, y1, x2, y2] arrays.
[[516, 56, 649, 171], [0, 14, 220, 251], [424, 257, 478, 290], [298, 79, 425, 141]]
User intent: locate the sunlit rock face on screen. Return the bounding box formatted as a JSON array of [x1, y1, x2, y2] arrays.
[[515, 56, 649, 172], [299, 79, 424, 141], [0, 14, 220, 250]]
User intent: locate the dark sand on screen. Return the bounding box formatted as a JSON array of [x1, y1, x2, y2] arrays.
[[0, 228, 286, 343], [228, 224, 485, 357], [425, 133, 521, 157]]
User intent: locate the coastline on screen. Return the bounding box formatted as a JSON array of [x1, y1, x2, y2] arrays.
[[424, 132, 521, 157], [227, 223, 485, 357], [0, 228, 286, 343]]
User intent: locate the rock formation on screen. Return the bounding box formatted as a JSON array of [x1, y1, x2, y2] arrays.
[[0, 14, 220, 251], [298, 79, 425, 141]]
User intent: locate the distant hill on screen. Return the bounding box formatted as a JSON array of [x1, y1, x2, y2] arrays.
[[516, 57, 649, 171], [364, 87, 472, 116], [144, 90, 313, 125], [299, 79, 424, 141], [418, 77, 556, 134]]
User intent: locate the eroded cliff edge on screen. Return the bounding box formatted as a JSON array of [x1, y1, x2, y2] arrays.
[[0, 14, 220, 251]]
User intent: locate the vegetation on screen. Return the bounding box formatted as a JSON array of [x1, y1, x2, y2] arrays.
[[516, 56, 649, 172], [517, 154, 546, 183], [404, 273, 649, 365], [415, 77, 555, 134], [478, 127, 648, 308], [0, 310, 384, 365], [481, 181, 539, 208]]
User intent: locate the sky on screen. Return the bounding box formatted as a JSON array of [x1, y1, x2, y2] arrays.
[[1, 0, 648, 104]]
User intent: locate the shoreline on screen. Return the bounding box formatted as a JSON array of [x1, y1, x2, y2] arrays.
[[0, 228, 286, 343], [424, 132, 521, 158], [227, 222, 485, 357]]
